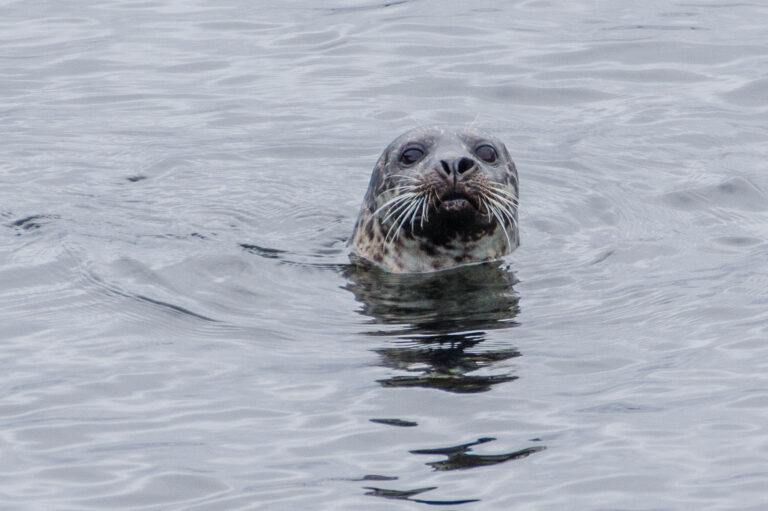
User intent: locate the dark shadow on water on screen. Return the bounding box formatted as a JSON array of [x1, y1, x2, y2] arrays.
[[240, 238, 349, 267], [240, 243, 288, 260], [314, 0, 411, 15], [370, 418, 418, 427], [342, 260, 544, 504], [411, 437, 545, 471], [374, 332, 519, 393], [343, 260, 521, 393], [5, 213, 60, 235], [243, 246, 545, 503], [363, 485, 480, 506]]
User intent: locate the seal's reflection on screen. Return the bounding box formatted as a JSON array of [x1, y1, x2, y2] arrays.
[[344, 260, 521, 393]]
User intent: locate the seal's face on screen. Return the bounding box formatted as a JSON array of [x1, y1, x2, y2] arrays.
[[351, 126, 519, 273]]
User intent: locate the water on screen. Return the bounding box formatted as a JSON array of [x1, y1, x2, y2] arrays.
[[1, 0, 767, 509]]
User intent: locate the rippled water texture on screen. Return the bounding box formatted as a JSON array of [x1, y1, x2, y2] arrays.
[[2, 0, 768, 509]]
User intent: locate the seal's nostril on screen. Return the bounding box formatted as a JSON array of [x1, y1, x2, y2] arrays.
[[440, 160, 451, 175], [457, 157, 475, 174]]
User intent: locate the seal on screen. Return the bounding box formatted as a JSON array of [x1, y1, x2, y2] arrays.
[[350, 126, 519, 273]]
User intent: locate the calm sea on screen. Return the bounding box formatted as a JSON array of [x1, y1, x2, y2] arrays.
[[1, 1, 767, 509]]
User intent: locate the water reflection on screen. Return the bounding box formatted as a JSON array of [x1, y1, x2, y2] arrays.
[[344, 261, 521, 393], [375, 333, 519, 393], [363, 485, 480, 506], [411, 437, 544, 471], [6, 213, 59, 235], [344, 261, 544, 504]]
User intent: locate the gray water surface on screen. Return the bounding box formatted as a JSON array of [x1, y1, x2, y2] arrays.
[[2, 1, 768, 509]]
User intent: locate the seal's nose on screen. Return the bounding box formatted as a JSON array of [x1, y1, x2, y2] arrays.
[[439, 157, 476, 176]]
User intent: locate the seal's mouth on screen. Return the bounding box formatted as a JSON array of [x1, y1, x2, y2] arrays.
[[435, 191, 479, 214]]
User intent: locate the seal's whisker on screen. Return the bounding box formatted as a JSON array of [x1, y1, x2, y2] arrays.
[[399, 197, 423, 236], [411, 195, 424, 232], [491, 195, 519, 212], [384, 187, 419, 196], [483, 199, 512, 251], [381, 197, 417, 224], [386, 173, 421, 183], [400, 195, 426, 241], [407, 197, 419, 233], [373, 192, 416, 214], [486, 184, 520, 204], [483, 199, 493, 223], [485, 181, 518, 194], [490, 202, 514, 251], [384, 198, 414, 243], [483, 190, 519, 216], [367, 200, 408, 227], [384, 184, 419, 193], [483, 183, 517, 200], [380, 201, 409, 230], [374, 192, 418, 219], [478, 185, 521, 219], [351, 126, 520, 272], [386, 196, 421, 245], [481, 191, 516, 226], [483, 194, 518, 231]]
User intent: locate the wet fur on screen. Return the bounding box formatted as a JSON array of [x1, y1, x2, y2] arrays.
[[351, 126, 519, 273]]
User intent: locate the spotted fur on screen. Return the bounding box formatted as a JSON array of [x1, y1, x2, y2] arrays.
[[350, 126, 519, 273]]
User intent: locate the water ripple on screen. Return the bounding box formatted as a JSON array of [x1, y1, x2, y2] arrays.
[[2, 0, 768, 509]]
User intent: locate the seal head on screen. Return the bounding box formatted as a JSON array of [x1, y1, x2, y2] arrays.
[[351, 126, 519, 272]]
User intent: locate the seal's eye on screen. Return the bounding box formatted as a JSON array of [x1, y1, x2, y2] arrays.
[[475, 144, 497, 163], [399, 147, 424, 166]]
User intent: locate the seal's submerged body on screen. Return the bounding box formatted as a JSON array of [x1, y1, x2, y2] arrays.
[[351, 126, 519, 273]]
